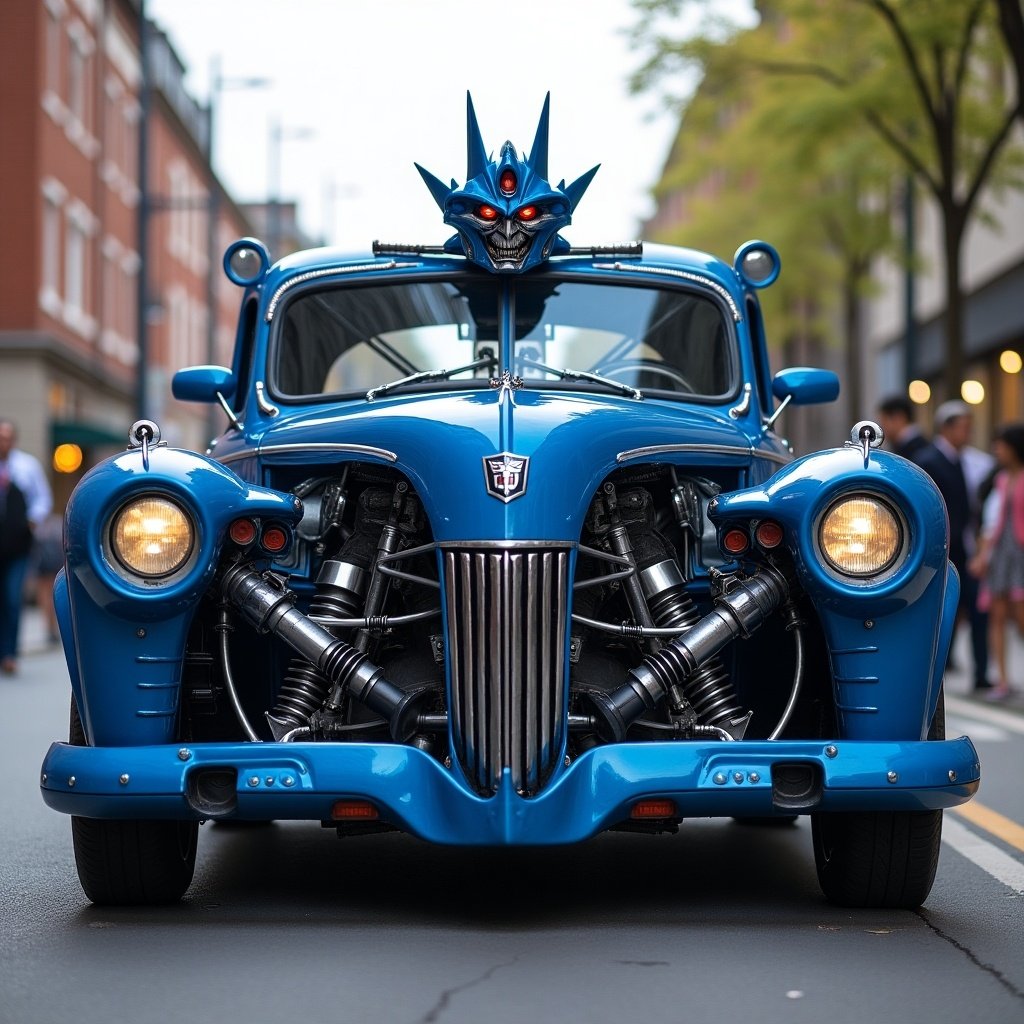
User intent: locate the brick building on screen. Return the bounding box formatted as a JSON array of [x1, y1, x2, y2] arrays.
[[0, 0, 253, 510]]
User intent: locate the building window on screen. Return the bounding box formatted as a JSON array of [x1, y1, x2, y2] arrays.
[[40, 178, 66, 317], [66, 20, 96, 145], [64, 200, 97, 338], [42, 0, 67, 122]]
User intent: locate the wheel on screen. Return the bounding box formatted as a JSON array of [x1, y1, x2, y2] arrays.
[[810, 689, 945, 909], [593, 358, 695, 392], [69, 697, 198, 905]]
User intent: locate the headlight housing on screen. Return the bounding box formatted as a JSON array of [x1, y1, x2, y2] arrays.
[[818, 494, 904, 579], [109, 495, 195, 579]]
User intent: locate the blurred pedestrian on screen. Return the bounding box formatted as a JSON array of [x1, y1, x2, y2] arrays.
[[914, 401, 991, 691], [32, 512, 64, 646], [0, 418, 53, 675], [969, 422, 1024, 700], [877, 394, 929, 461]]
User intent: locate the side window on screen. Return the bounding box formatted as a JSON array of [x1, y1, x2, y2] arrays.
[[232, 296, 258, 413], [746, 296, 772, 416]]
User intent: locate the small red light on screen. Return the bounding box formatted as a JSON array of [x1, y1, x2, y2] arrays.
[[631, 799, 677, 819], [261, 526, 288, 553], [331, 800, 379, 821], [477, 204, 499, 221], [499, 169, 517, 194], [228, 518, 257, 545], [517, 205, 538, 221], [722, 528, 749, 554], [756, 520, 784, 549]]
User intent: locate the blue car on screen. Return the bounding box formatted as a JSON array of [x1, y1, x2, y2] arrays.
[[41, 96, 978, 907]]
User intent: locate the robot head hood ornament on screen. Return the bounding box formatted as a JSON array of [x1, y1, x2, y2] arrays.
[[415, 93, 599, 274]]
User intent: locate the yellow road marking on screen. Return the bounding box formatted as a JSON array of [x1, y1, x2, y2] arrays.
[[951, 801, 1024, 854]]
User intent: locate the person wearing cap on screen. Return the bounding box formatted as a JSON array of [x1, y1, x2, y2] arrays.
[[914, 400, 993, 692]]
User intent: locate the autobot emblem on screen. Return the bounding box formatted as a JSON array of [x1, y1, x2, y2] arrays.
[[483, 452, 530, 502]]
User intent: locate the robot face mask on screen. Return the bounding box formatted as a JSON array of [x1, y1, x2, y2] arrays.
[[416, 94, 599, 274]]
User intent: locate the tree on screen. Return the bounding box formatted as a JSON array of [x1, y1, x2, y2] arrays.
[[632, 0, 1024, 399]]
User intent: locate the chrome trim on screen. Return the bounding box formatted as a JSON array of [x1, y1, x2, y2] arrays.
[[216, 442, 399, 466], [254, 381, 279, 416], [728, 383, 751, 419], [616, 443, 791, 466], [264, 261, 418, 322], [444, 545, 571, 797], [593, 262, 742, 322]]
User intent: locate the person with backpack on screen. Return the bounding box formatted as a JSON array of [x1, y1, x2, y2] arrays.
[[0, 418, 53, 675]]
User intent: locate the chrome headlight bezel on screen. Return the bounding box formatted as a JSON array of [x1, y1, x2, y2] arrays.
[[105, 493, 198, 585], [814, 492, 909, 585]]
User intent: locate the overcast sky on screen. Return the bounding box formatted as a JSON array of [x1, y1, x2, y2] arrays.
[[146, 0, 755, 253]]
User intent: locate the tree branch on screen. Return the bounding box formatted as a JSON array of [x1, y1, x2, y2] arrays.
[[858, 0, 938, 123], [953, 0, 986, 99], [962, 103, 1024, 217]]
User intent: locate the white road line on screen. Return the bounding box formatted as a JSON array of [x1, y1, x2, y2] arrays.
[[945, 694, 1024, 735], [942, 816, 1024, 894]]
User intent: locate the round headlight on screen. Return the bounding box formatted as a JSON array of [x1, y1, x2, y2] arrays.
[[819, 495, 902, 578], [110, 496, 194, 578]]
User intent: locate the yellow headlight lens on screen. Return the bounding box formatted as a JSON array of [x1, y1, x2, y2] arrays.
[[111, 497, 193, 577], [819, 496, 902, 577]]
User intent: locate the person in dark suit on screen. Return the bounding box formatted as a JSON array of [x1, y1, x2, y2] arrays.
[[877, 394, 930, 461], [914, 400, 991, 691]]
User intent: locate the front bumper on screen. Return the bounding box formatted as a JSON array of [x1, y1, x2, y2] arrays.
[[41, 741, 983, 843], [41, 737, 980, 844]]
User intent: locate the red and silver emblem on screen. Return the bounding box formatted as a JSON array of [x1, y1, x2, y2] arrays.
[[483, 452, 530, 502]]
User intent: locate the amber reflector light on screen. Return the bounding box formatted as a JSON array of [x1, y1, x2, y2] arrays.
[[261, 526, 288, 552], [756, 520, 784, 548], [722, 528, 749, 554], [630, 799, 677, 819], [228, 518, 257, 545], [331, 800, 379, 821]]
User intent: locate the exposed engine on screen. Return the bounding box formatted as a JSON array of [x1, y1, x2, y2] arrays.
[[183, 463, 815, 801]]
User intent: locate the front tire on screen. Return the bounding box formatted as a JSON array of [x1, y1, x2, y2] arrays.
[[811, 689, 945, 909], [811, 809, 942, 908], [69, 697, 198, 905]]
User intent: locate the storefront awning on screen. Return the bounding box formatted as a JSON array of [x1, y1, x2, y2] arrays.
[[50, 419, 127, 449]]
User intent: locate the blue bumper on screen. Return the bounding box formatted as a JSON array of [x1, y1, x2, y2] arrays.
[[41, 737, 980, 844]]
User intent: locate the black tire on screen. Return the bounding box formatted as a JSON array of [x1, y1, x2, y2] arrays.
[[811, 689, 945, 909], [69, 697, 198, 905]]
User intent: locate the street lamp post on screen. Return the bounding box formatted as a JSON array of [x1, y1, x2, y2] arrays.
[[267, 117, 314, 259], [204, 59, 271, 441]]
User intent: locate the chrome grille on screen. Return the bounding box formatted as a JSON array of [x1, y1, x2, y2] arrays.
[[443, 545, 571, 797]]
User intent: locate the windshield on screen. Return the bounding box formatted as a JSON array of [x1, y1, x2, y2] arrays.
[[272, 275, 736, 400]]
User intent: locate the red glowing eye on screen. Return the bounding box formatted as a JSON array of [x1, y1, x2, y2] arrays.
[[477, 204, 499, 221], [517, 205, 538, 221], [499, 170, 517, 194]]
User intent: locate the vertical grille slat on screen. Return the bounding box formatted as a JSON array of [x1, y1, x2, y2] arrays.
[[444, 545, 570, 797]]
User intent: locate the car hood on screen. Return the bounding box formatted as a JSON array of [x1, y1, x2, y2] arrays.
[[247, 391, 779, 542]]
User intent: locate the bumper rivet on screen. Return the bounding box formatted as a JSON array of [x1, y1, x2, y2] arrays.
[[41, 773, 47, 784], [177, 748, 192, 762], [825, 745, 838, 759], [948, 770, 957, 783], [265, 776, 275, 786], [749, 772, 761, 784], [282, 775, 295, 787], [68, 776, 76, 787], [887, 771, 898, 784], [713, 772, 727, 785], [119, 774, 130, 785], [733, 771, 744, 784], [247, 776, 260, 787]]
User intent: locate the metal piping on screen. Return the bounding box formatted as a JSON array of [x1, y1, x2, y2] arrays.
[[215, 608, 262, 742]]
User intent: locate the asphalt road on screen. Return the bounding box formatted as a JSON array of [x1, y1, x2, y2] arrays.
[[2, 626, 1022, 1024]]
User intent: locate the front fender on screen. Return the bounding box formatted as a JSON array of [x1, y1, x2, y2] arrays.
[[711, 447, 952, 740], [63, 445, 302, 746]]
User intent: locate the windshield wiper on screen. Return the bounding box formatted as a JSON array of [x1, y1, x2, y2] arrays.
[[365, 353, 497, 401], [517, 357, 644, 401]]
